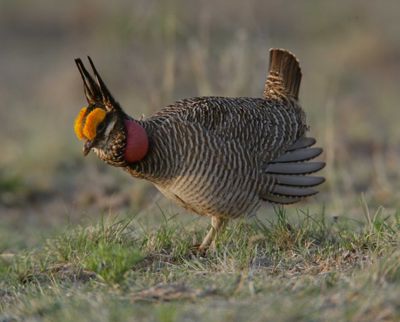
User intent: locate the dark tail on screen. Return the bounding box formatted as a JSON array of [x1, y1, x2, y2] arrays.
[[264, 48, 302, 100]]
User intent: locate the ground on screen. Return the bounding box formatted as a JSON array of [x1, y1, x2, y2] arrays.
[[1, 205, 400, 321], [1, 1, 400, 321]]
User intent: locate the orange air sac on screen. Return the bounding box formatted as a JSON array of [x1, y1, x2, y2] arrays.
[[124, 119, 149, 163]]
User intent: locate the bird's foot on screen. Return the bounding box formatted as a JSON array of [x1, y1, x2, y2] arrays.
[[190, 243, 208, 257]]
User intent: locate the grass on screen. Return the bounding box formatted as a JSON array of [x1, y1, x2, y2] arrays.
[[1, 203, 400, 321]]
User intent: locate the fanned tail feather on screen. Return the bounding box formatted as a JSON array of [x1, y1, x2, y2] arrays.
[[264, 48, 302, 100], [261, 136, 325, 204]]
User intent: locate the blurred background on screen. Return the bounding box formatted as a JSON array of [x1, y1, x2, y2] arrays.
[[1, 0, 400, 246]]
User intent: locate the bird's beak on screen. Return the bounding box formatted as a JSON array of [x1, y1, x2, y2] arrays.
[[83, 140, 93, 156]]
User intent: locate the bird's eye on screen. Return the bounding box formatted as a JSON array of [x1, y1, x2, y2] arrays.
[[97, 121, 106, 133], [81, 108, 106, 140]]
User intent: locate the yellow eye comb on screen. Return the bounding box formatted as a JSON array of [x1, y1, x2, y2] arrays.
[[74, 107, 106, 141], [74, 107, 87, 140]]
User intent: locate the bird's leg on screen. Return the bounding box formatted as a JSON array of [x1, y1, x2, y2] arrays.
[[198, 216, 227, 252]]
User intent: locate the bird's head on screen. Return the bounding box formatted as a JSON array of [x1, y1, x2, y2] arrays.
[[74, 57, 148, 166]]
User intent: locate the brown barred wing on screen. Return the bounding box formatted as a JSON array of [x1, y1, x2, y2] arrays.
[[166, 96, 307, 161]]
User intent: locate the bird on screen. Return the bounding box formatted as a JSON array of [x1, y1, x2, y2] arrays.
[[73, 49, 325, 251]]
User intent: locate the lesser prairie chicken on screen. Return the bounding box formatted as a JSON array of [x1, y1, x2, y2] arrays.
[[74, 49, 325, 251]]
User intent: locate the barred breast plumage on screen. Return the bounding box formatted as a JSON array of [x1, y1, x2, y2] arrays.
[[74, 48, 325, 251], [128, 96, 307, 216]]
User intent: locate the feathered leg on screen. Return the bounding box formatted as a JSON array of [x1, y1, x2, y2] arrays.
[[198, 216, 227, 252]]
